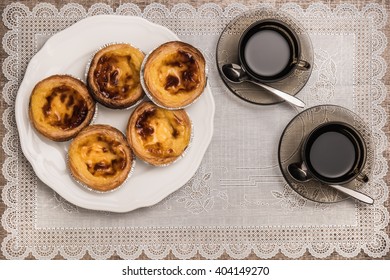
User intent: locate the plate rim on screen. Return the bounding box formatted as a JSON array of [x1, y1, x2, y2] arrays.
[[15, 15, 215, 212]]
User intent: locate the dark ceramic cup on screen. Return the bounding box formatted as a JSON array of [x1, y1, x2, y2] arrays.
[[238, 19, 310, 83], [302, 122, 368, 185]]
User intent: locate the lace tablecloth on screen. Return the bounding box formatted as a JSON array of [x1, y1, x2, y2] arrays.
[[1, 2, 389, 259]]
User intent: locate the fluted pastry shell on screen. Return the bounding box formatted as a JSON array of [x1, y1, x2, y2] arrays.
[[28, 74, 96, 142], [87, 43, 145, 109], [68, 124, 134, 192], [142, 41, 206, 109], [127, 102, 192, 166]]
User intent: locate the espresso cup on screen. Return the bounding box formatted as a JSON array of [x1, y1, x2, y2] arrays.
[[238, 19, 310, 83], [302, 122, 368, 185]]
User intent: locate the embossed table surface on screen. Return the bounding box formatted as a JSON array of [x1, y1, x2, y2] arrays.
[[1, 0, 389, 260]]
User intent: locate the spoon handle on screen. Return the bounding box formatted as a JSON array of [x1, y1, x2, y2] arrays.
[[249, 80, 305, 108], [329, 184, 374, 205]]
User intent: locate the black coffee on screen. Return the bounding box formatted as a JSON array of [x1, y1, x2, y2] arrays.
[[308, 131, 356, 179], [239, 20, 299, 82], [244, 29, 291, 77]]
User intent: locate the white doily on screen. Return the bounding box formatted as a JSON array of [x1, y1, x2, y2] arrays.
[[1, 2, 389, 259]]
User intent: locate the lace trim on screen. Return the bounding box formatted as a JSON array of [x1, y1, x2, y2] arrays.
[[1, 2, 389, 259]]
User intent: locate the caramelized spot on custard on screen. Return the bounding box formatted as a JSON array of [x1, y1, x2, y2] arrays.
[[182, 70, 195, 82], [165, 75, 180, 90], [93, 53, 137, 100], [160, 50, 200, 94], [42, 85, 88, 130], [135, 108, 156, 139], [166, 61, 182, 68], [177, 51, 198, 90], [172, 128, 179, 138], [110, 70, 119, 86], [81, 134, 127, 178], [94, 161, 109, 171], [178, 50, 195, 64], [134, 106, 189, 158], [60, 93, 67, 102]]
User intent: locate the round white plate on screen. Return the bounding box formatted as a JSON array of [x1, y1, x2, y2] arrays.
[[15, 15, 215, 213]]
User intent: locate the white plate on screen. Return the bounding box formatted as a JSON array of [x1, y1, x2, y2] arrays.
[[15, 15, 215, 213]]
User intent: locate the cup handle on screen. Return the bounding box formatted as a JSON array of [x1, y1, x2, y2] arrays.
[[356, 173, 369, 183], [294, 60, 311, 71]]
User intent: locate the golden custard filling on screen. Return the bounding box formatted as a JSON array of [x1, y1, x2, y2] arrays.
[[93, 47, 144, 101], [135, 107, 191, 158], [69, 125, 133, 192], [31, 84, 88, 131], [158, 50, 201, 94], [76, 134, 127, 178]]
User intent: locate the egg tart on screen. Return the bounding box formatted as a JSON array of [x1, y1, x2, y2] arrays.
[[142, 41, 206, 109], [29, 75, 95, 142], [87, 43, 145, 109], [127, 102, 192, 166], [68, 124, 134, 192]]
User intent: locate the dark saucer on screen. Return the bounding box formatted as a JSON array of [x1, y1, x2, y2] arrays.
[[216, 7, 313, 105], [278, 105, 374, 203]]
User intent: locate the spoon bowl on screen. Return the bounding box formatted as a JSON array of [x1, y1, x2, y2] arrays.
[[222, 63, 248, 83], [287, 162, 374, 205], [287, 162, 310, 182], [222, 63, 305, 108]]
